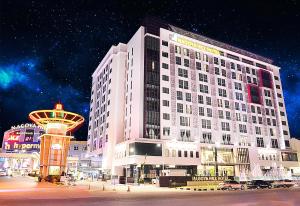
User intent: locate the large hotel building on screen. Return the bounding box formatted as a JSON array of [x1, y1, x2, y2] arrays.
[[87, 18, 298, 181]]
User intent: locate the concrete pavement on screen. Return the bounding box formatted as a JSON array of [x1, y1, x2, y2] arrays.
[[1, 176, 300, 206]]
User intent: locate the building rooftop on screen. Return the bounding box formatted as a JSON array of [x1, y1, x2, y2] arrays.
[[142, 17, 273, 65]]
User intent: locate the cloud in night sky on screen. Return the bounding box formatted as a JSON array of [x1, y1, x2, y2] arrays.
[[0, 58, 89, 137]]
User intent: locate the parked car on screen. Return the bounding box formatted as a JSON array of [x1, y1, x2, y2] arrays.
[[272, 180, 295, 188], [219, 180, 245, 190], [0, 170, 8, 176], [247, 180, 272, 189]]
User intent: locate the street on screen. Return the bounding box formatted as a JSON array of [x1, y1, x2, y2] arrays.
[[0, 176, 300, 206]]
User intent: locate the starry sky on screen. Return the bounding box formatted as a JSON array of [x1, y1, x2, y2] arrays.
[[0, 0, 300, 142]]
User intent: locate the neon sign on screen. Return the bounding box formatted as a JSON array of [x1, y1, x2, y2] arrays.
[[170, 34, 221, 56]]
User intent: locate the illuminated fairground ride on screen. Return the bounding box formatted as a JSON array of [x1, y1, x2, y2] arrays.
[[29, 103, 84, 181]]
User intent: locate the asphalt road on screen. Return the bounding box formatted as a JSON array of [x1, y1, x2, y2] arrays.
[[1, 176, 300, 206]]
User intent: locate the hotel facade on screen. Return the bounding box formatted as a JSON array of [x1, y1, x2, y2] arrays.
[[87, 19, 298, 181]]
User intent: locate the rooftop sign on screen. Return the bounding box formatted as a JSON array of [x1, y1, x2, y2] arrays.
[[170, 33, 221, 56]]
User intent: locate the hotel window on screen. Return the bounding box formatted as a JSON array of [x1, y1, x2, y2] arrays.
[[162, 63, 169, 69], [237, 64, 241, 71], [199, 107, 205, 116], [180, 116, 190, 126], [165, 149, 169, 157], [190, 151, 194, 158], [265, 108, 270, 115], [251, 106, 256, 113], [176, 56, 181, 65], [74, 145, 78, 150], [221, 59, 225, 67], [204, 54, 209, 62], [218, 99, 223, 107], [285, 140, 290, 147], [271, 109, 275, 117], [235, 92, 243, 101], [239, 124, 247, 133], [202, 119, 211, 129], [255, 126, 261, 135], [218, 110, 224, 119], [276, 85, 281, 89], [186, 93, 191, 102], [202, 132, 212, 143], [206, 97, 212, 105], [253, 78, 257, 85], [183, 48, 189, 56], [224, 100, 230, 108], [199, 84, 208, 93], [162, 52, 168, 58], [186, 105, 192, 114], [242, 114, 247, 122], [162, 75, 169, 81], [198, 95, 204, 104], [265, 99, 272, 107], [277, 93, 282, 98], [163, 127, 170, 136], [178, 68, 188, 78], [226, 111, 231, 120], [184, 59, 189, 67], [256, 137, 264, 147], [230, 62, 235, 70], [163, 100, 169, 107], [252, 116, 257, 124], [264, 90, 271, 97], [179, 80, 189, 89], [162, 40, 168, 46], [177, 103, 183, 113], [221, 122, 230, 131], [258, 117, 263, 124], [252, 69, 256, 75], [177, 91, 183, 100], [221, 69, 226, 77], [236, 113, 241, 121], [282, 121, 287, 125], [163, 113, 170, 120], [214, 57, 219, 65], [199, 73, 208, 82], [234, 82, 242, 91], [217, 78, 226, 87], [272, 119, 277, 126], [280, 111, 285, 117], [247, 76, 251, 83], [184, 151, 188, 157], [278, 102, 284, 107], [178, 150, 182, 157], [175, 46, 181, 54], [215, 67, 220, 75], [271, 139, 278, 148], [195, 52, 201, 60], [207, 108, 212, 117], [218, 88, 227, 97], [270, 128, 274, 136], [232, 72, 236, 79], [196, 62, 201, 70], [246, 67, 250, 74], [162, 87, 169, 94], [257, 107, 261, 114], [274, 76, 279, 80], [196, 151, 199, 158], [172, 150, 176, 157]]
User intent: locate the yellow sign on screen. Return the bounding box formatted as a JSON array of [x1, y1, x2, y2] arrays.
[[171, 34, 221, 55]]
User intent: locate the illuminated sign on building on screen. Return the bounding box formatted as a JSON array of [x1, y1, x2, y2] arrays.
[[11, 123, 43, 130], [170, 34, 221, 56], [4, 142, 40, 151]]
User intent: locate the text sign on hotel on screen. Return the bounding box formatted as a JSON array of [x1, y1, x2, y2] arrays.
[[170, 34, 221, 56]]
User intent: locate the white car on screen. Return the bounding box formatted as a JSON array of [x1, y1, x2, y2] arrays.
[[0, 170, 7, 176]]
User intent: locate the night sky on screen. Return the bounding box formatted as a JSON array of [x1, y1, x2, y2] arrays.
[[0, 0, 300, 142]]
